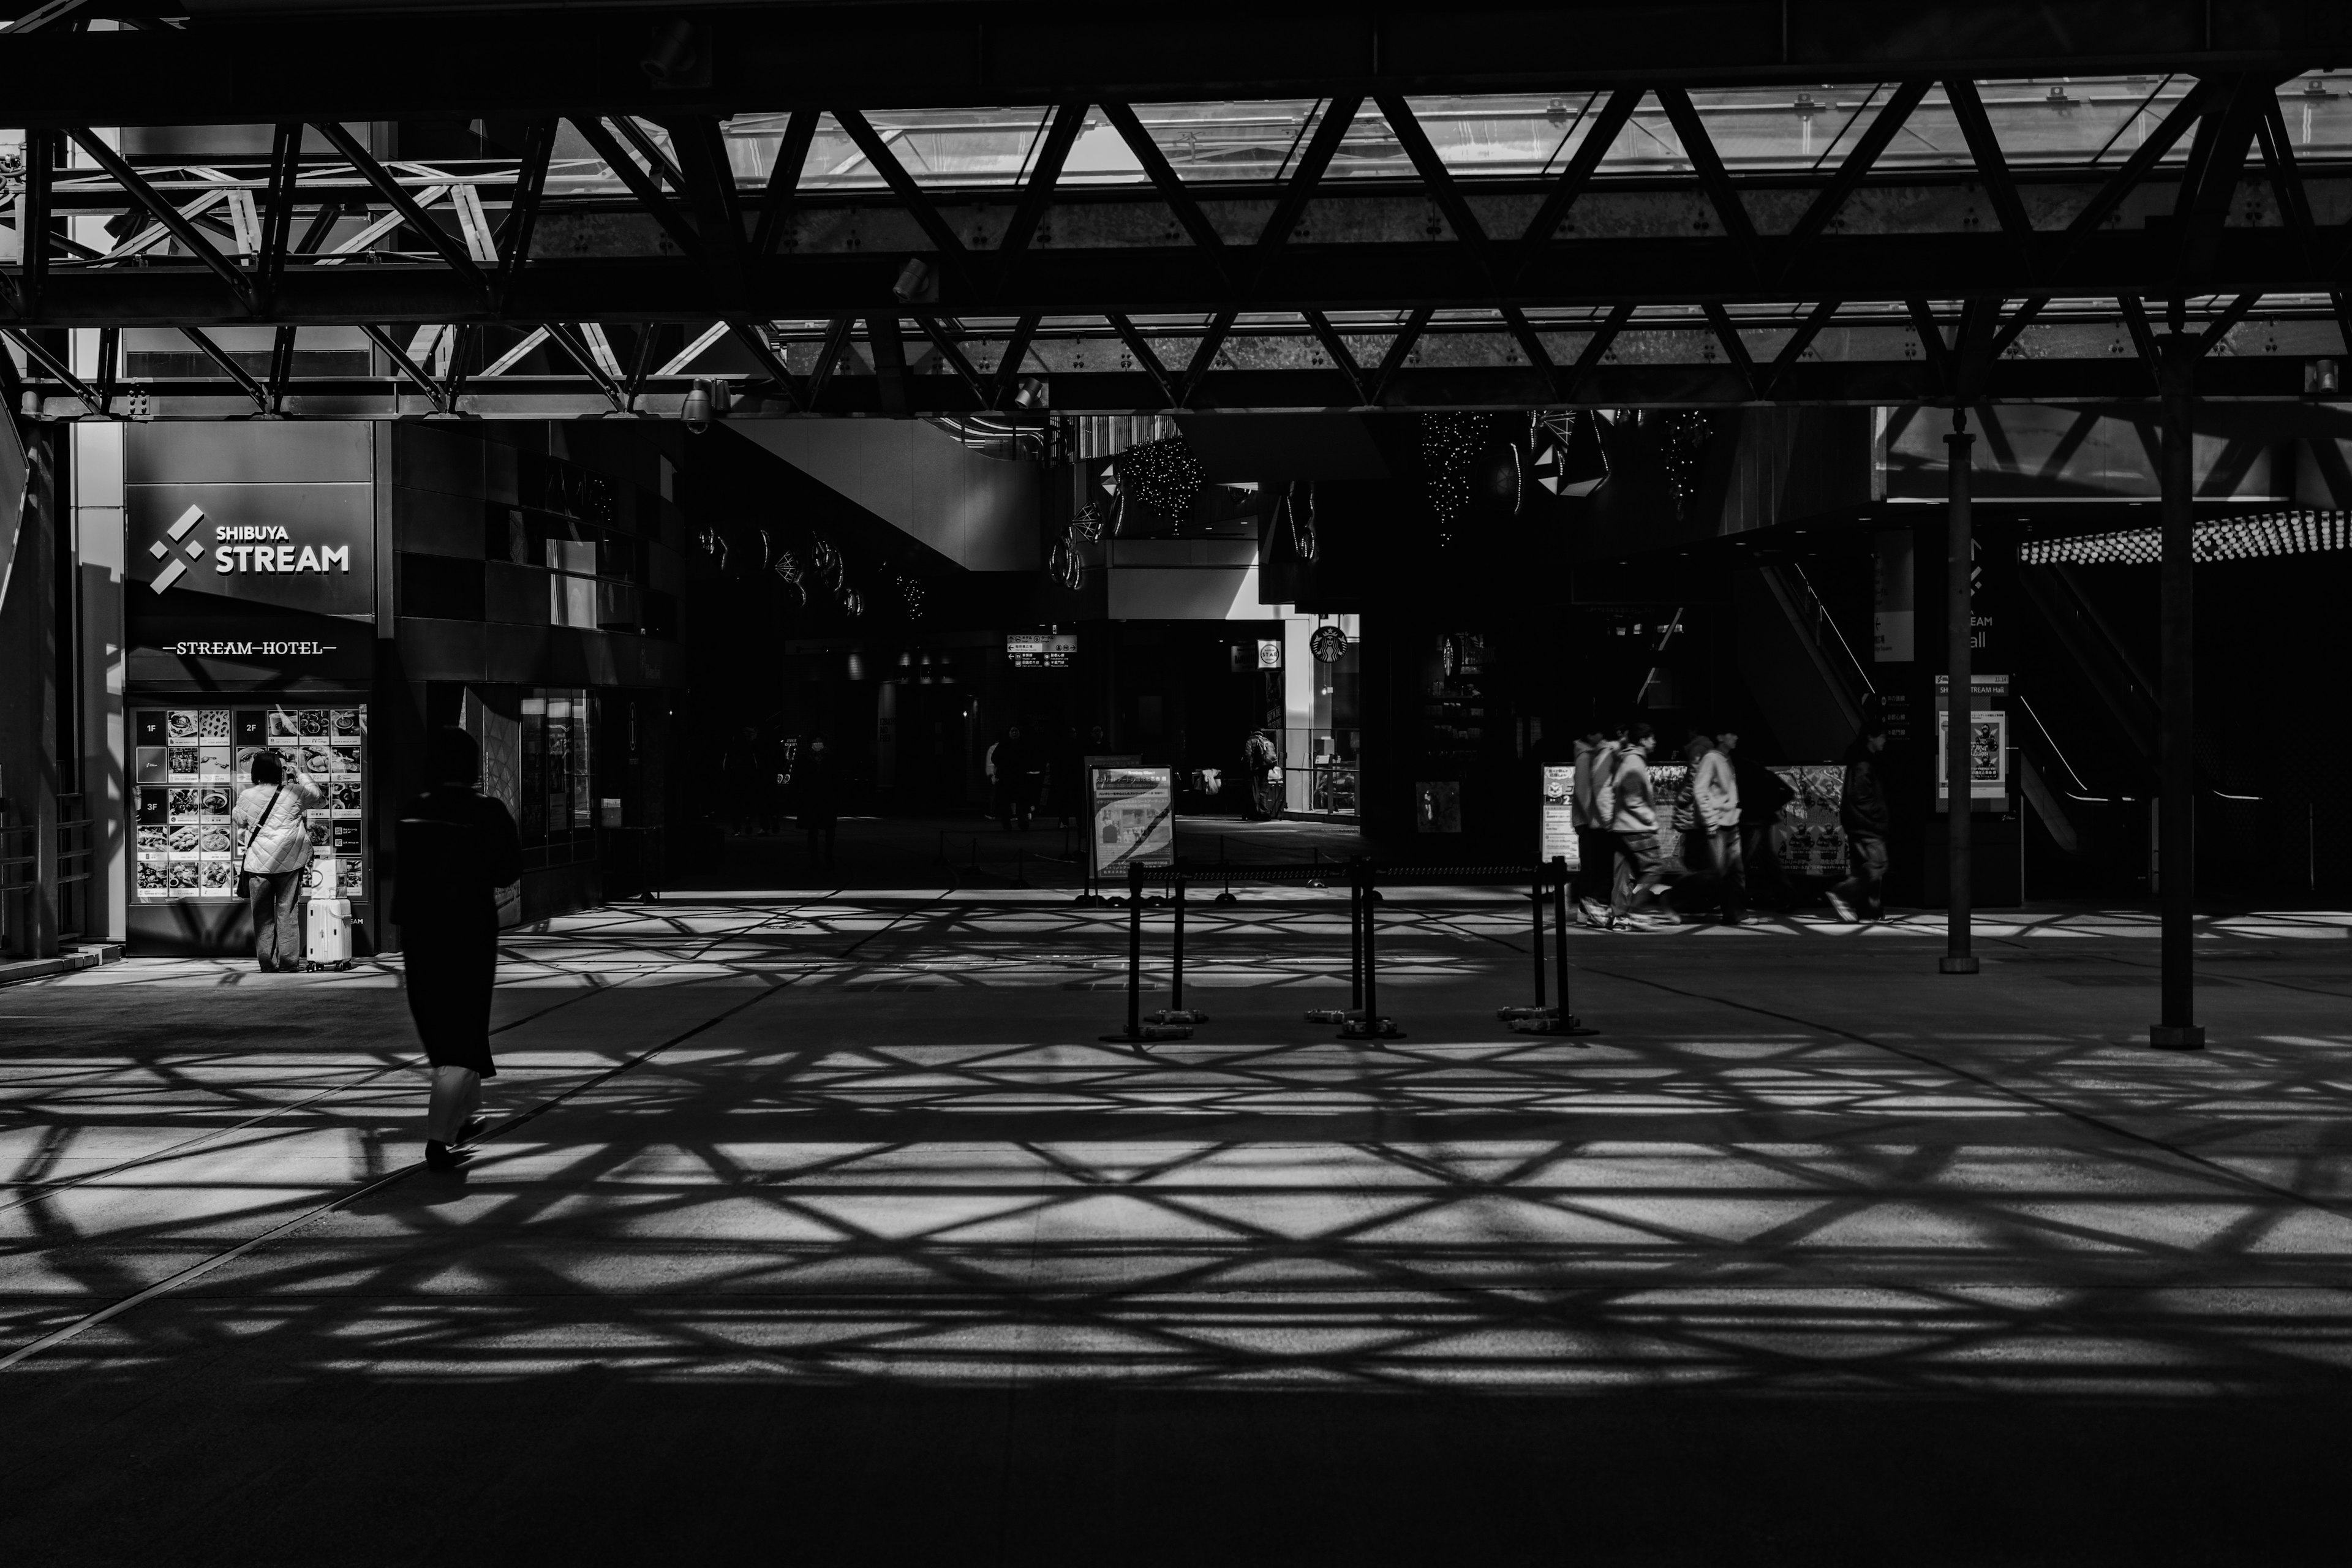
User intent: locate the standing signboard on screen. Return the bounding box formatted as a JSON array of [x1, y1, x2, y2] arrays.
[[1539, 765, 1580, 869], [1088, 763, 1175, 878]]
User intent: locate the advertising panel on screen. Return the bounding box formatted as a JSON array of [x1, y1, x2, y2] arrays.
[[132, 703, 366, 904], [1088, 765, 1175, 878], [1934, 674, 2010, 806]]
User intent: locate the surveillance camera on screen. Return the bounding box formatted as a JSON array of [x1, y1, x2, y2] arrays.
[[891, 258, 935, 303]]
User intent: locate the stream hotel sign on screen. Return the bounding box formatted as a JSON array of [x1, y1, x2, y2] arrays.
[[127, 485, 375, 678]]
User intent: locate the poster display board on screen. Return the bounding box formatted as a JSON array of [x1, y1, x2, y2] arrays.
[[1088, 764, 1175, 878], [1539, 765, 1580, 869], [1772, 765, 1849, 876], [132, 703, 366, 902], [1934, 674, 2010, 806]]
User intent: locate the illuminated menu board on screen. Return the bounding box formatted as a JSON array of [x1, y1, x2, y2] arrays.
[[131, 704, 366, 902]]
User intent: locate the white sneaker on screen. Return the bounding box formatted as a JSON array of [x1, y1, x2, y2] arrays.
[[1824, 892, 1857, 922]]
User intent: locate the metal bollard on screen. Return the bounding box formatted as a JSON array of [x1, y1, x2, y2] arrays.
[[1530, 870, 1547, 1010], [1553, 855, 1577, 1028], [1339, 861, 1402, 1039], [1172, 868, 1185, 1011], [1126, 859, 1144, 1038]]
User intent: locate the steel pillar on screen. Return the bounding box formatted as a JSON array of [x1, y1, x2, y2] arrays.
[[2150, 339, 2205, 1049], [1940, 412, 1978, 975]]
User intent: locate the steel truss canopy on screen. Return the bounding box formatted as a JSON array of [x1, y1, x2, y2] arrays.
[[6, 2, 2352, 417]]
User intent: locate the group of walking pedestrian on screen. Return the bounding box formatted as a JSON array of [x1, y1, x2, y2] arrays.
[[1564, 717, 1892, 929]]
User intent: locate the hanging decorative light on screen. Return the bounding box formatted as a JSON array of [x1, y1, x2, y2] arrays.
[[1420, 412, 1490, 544], [1656, 410, 1712, 517], [1113, 437, 1204, 529]]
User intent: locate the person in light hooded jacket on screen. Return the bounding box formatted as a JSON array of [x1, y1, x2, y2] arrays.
[[232, 745, 325, 973], [1607, 723, 1673, 928], [1677, 731, 1744, 923]]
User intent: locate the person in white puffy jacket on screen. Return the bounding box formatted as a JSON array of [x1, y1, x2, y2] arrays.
[[232, 747, 325, 972]]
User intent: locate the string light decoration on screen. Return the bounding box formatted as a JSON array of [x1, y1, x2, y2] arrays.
[[896, 573, 926, 619], [1656, 410, 1712, 517], [1113, 437, 1204, 530], [1421, 412, 1491, 544]]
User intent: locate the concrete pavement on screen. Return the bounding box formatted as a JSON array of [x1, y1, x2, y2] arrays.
[[6, 893, 2352, 1562]]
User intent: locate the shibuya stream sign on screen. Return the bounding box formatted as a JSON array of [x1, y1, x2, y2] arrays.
[[137, 497, 373, 620], [147, 505, 350, 593]]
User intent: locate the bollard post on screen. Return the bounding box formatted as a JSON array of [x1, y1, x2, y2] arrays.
[[1354, 865, 1373, 1011], [1529, 868, 1547, 1011], [1172, 864, 1186, 1012], [1553, 855, 1577, 1029], [1360, 862, 1380, 1030], [1126, 859, 1144, 1038]]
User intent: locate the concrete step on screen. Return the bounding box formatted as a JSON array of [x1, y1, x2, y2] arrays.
[[0, 941, 124, 988]]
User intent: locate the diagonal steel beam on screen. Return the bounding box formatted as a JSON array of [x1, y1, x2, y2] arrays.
[[1905, 298, 1956, 383], [1988, 295, 2050, 360], [1181, 309, 1237, 405], [726, 320, 801, 407], [1779, 80, 1931, 276], [1366, 306, 1433, 405], [2251, 100, 2352, 355], [609, 115, 687, 194], [1519, 88, 1642, 255], [1106, 312, 1178, 405], [990, 313, 1039, 409], [66, 129, 252, 309], [804, 315, 856, 406], [911, 313, 989, 404], [1700, 301, 1759, 397], [1561, 301, 1637, 401], [2116, 293, 2162, 387], [2056, 78, 2217, 262], [179, 324, 269, 410], [1254, 96, 1361, 252], [360, 322, 450, 407], [494, 120, 557, 309], [2, 325, 100, 411], [750, 108, 821, 261], [571, 116, 705, 260], [310, 122, 487, 296], [1497, 303, 1559, 396], [835, 109, 968, 265], [1099, 101, 1229, 268], [1760, 300, 1842, 398], [2195, 290, 2263, 356], [1301, 309, 1367, 403], [1656, 89, 1758, 270], [658, 114, 752, 303], [1379, 93, 1491, 261], [1943, 80, 2035, 244], [259, 122, 301, 306], [1000, 102, 1090, 260], [2172, 74, 2271, 282], [540, 320, 628, 408], [865, 313, 913, 417]]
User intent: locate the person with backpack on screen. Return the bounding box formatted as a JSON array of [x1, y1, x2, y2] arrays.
[[1608, 723, 1675, 929], [394, 727, 523, 1170], [232, 745, 325, 973]]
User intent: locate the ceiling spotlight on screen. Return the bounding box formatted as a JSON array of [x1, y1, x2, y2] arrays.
[[891, 258, 935, 303]]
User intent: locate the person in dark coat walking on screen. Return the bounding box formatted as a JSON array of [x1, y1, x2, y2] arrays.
[[1826, 723, 1892, 921], [394, 727, 523, 1170], [792, 734, 841, 875]]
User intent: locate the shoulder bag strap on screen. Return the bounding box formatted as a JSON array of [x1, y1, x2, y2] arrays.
[[241, 785, 285, 876]]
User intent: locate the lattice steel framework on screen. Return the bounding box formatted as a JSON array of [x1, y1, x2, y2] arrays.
[[4, 2, 2352, 417]]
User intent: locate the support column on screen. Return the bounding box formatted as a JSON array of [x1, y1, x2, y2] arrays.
[[1940, 410, 1978, 975], [2150, 340, 2204, 1049]]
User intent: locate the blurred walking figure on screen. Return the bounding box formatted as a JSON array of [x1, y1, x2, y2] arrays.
[[1243, 722, 1281, 821], [791, 734, 841, 876], [232, 745, 323, 973], [395, 728, 522, 1171], [1722, 729, 1796, 913], [1608, 723, 1675, 928], [1570, 724, 1621, 925], [1826, 722, 1892, 921], [1679, 731, 1744, 922], [996, 725, 1039, 831]]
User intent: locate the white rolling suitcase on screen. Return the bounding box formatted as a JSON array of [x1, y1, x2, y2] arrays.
[[305, 897, 354, 969]]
